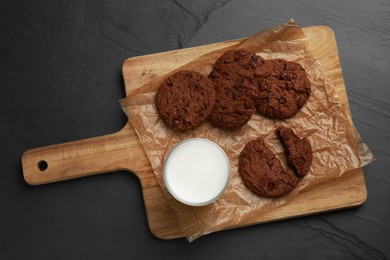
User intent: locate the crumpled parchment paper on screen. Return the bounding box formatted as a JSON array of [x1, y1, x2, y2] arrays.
[[120, 20, 374, 241]]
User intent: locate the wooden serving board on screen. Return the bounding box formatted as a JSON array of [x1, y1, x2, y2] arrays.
[[22, 26, 367, 240]]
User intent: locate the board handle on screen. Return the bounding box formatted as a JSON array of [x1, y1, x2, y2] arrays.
[[21, 124, 149, 185]]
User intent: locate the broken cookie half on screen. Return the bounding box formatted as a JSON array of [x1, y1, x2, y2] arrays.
[[239, 126, 312, 198]]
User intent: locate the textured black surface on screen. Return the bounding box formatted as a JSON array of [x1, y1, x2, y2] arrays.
[[1, 0, 389, 259]]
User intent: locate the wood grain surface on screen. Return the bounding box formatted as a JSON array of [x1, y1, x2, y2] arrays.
[[21, 26, 366, 239]]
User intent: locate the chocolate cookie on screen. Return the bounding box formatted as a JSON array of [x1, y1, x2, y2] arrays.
[[208, 49, 263, 128], [254, 59, 311, 119], [155, 70, 216, 131], [239, 138, 299, 198], [277, 126, 312, 177]]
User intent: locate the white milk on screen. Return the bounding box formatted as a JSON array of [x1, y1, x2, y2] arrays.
[[163, 138, 230, 206]]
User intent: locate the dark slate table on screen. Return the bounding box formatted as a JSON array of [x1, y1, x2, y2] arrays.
[[1, 0, 388, 259]]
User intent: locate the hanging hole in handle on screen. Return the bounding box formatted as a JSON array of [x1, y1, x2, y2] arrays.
[[38, 160, 48, 171]]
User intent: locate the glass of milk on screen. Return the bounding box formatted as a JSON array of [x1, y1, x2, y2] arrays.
[[163, 138, 231, 206]]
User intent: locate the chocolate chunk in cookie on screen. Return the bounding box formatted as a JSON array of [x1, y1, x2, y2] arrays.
[[155, 70, 216, 131], [276, 126, 312, 177], [254, 59, 311, 119], [239, 137, 299, 198]]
